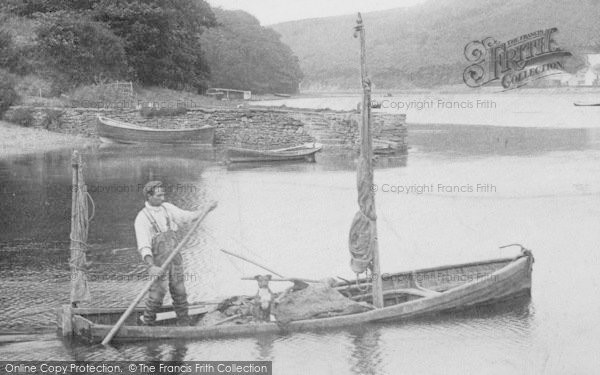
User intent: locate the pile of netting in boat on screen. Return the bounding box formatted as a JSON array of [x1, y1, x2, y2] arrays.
[[195, 280, 373, 326]]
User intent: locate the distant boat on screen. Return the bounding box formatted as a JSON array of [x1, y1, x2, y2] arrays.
[[373, 139, 399, 155], [573, 101, 600, 107], [226, 143, 322, 163], [96, 116, 215, 145], [273, 93, 292, 98]]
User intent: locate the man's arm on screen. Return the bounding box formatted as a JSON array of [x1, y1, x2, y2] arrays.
[[163, 202, 200, 225]]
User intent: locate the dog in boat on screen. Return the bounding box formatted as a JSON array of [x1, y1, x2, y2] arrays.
[[253, 274, 274, 321]]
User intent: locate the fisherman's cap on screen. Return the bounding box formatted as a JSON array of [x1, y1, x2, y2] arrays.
[[143, 180, 163, 196]]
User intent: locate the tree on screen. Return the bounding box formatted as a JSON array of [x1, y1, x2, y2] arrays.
[[35, 11, 128, 91], [93, 0, 216, 91]]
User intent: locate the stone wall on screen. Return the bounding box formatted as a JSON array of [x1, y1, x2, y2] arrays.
[[3, 106, 407, 149]]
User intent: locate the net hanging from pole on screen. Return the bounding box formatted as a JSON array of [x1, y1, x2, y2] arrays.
[[69, 151, 93, 306]]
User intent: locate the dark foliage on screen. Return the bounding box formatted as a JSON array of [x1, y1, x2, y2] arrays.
[[0, 70, 19, 117], [3, 0, 96, 16], [201, 9, 303, 94], [0, 30, 26, 74], [2, 0, 304, 95], [93, 0, 217, 91], [4, 107, 35, 127], [41, 108, 64, 129], [35, 11, 128, 93]]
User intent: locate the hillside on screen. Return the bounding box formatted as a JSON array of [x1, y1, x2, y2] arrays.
[[200, 9, 303, 94], [271, 0, 600, 90]]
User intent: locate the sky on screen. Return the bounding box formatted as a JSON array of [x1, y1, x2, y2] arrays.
[[207, 0, 427, 25]]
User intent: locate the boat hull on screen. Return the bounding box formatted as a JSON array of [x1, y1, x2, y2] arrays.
[[60, 253, 533, 343], [227, 144, 322, 163], [96, 116, 215, 145]]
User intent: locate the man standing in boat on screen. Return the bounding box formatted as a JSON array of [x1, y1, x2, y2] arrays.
[[135, 180, 202, 326]]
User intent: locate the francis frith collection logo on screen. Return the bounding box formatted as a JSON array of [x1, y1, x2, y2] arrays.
[[463, 28, 572, 90]]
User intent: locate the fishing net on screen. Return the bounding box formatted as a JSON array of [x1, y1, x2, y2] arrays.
[[272, 282, 372, 324]]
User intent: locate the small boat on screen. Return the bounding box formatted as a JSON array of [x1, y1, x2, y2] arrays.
[[96, 116, 215, 145], [226, 143, 322, 163], [573, 102, 600, 106], [273, 93, 291, 98], [59, 251, 533, 343], [373, 139, 399, 155]]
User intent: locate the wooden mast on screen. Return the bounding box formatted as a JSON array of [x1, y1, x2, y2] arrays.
[[354, 13, 384, 308]]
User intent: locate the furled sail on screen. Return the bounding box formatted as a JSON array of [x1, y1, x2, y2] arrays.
[[348, 13, 384, 308]]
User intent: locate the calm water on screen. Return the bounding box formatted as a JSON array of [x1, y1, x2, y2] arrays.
[[1, 96, 600, 374]]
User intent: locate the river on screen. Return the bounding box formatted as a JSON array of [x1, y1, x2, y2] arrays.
[[1, 94, 599, 374]]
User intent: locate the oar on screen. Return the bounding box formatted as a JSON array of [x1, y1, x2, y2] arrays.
[[221, 249, 313, 290], [101, 201, 218, 346]]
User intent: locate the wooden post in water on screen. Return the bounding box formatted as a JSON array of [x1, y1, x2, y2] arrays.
[[354, 13, 384, 308], [69, 151, 91, 309]]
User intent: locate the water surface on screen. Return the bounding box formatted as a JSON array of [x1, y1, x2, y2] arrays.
[[1, 114, 599, 373]]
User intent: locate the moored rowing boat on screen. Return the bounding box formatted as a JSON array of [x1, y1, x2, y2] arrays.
[[96, 116, 215, 145], [226, 143, 323, 163]]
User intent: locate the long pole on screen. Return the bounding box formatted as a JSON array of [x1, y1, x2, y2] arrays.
[[69, 152, 79, 307], [220, 249, 284, 278], [101, 201, 217, 346], [354, 13, 384, 308]]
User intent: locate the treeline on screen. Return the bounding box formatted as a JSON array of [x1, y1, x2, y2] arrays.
[[0, 0, 303, 95], [200, 9, 303, 94]]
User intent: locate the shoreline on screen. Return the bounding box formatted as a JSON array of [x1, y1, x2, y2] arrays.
[[0, 120, 95, 159]]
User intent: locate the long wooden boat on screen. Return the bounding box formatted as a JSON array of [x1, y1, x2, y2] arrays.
[[58, 250, 533, 343], [96, 116, 215, 145], [226, 143, 322, 163]]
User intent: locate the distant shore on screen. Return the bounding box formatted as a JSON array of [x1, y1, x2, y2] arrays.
[[0, 121, 93, 158], [298, 85, 600, 96]]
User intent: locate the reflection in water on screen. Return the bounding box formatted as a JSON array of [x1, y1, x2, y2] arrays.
[[348, 326, 383, 375], [254, 334, 276, 361]]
